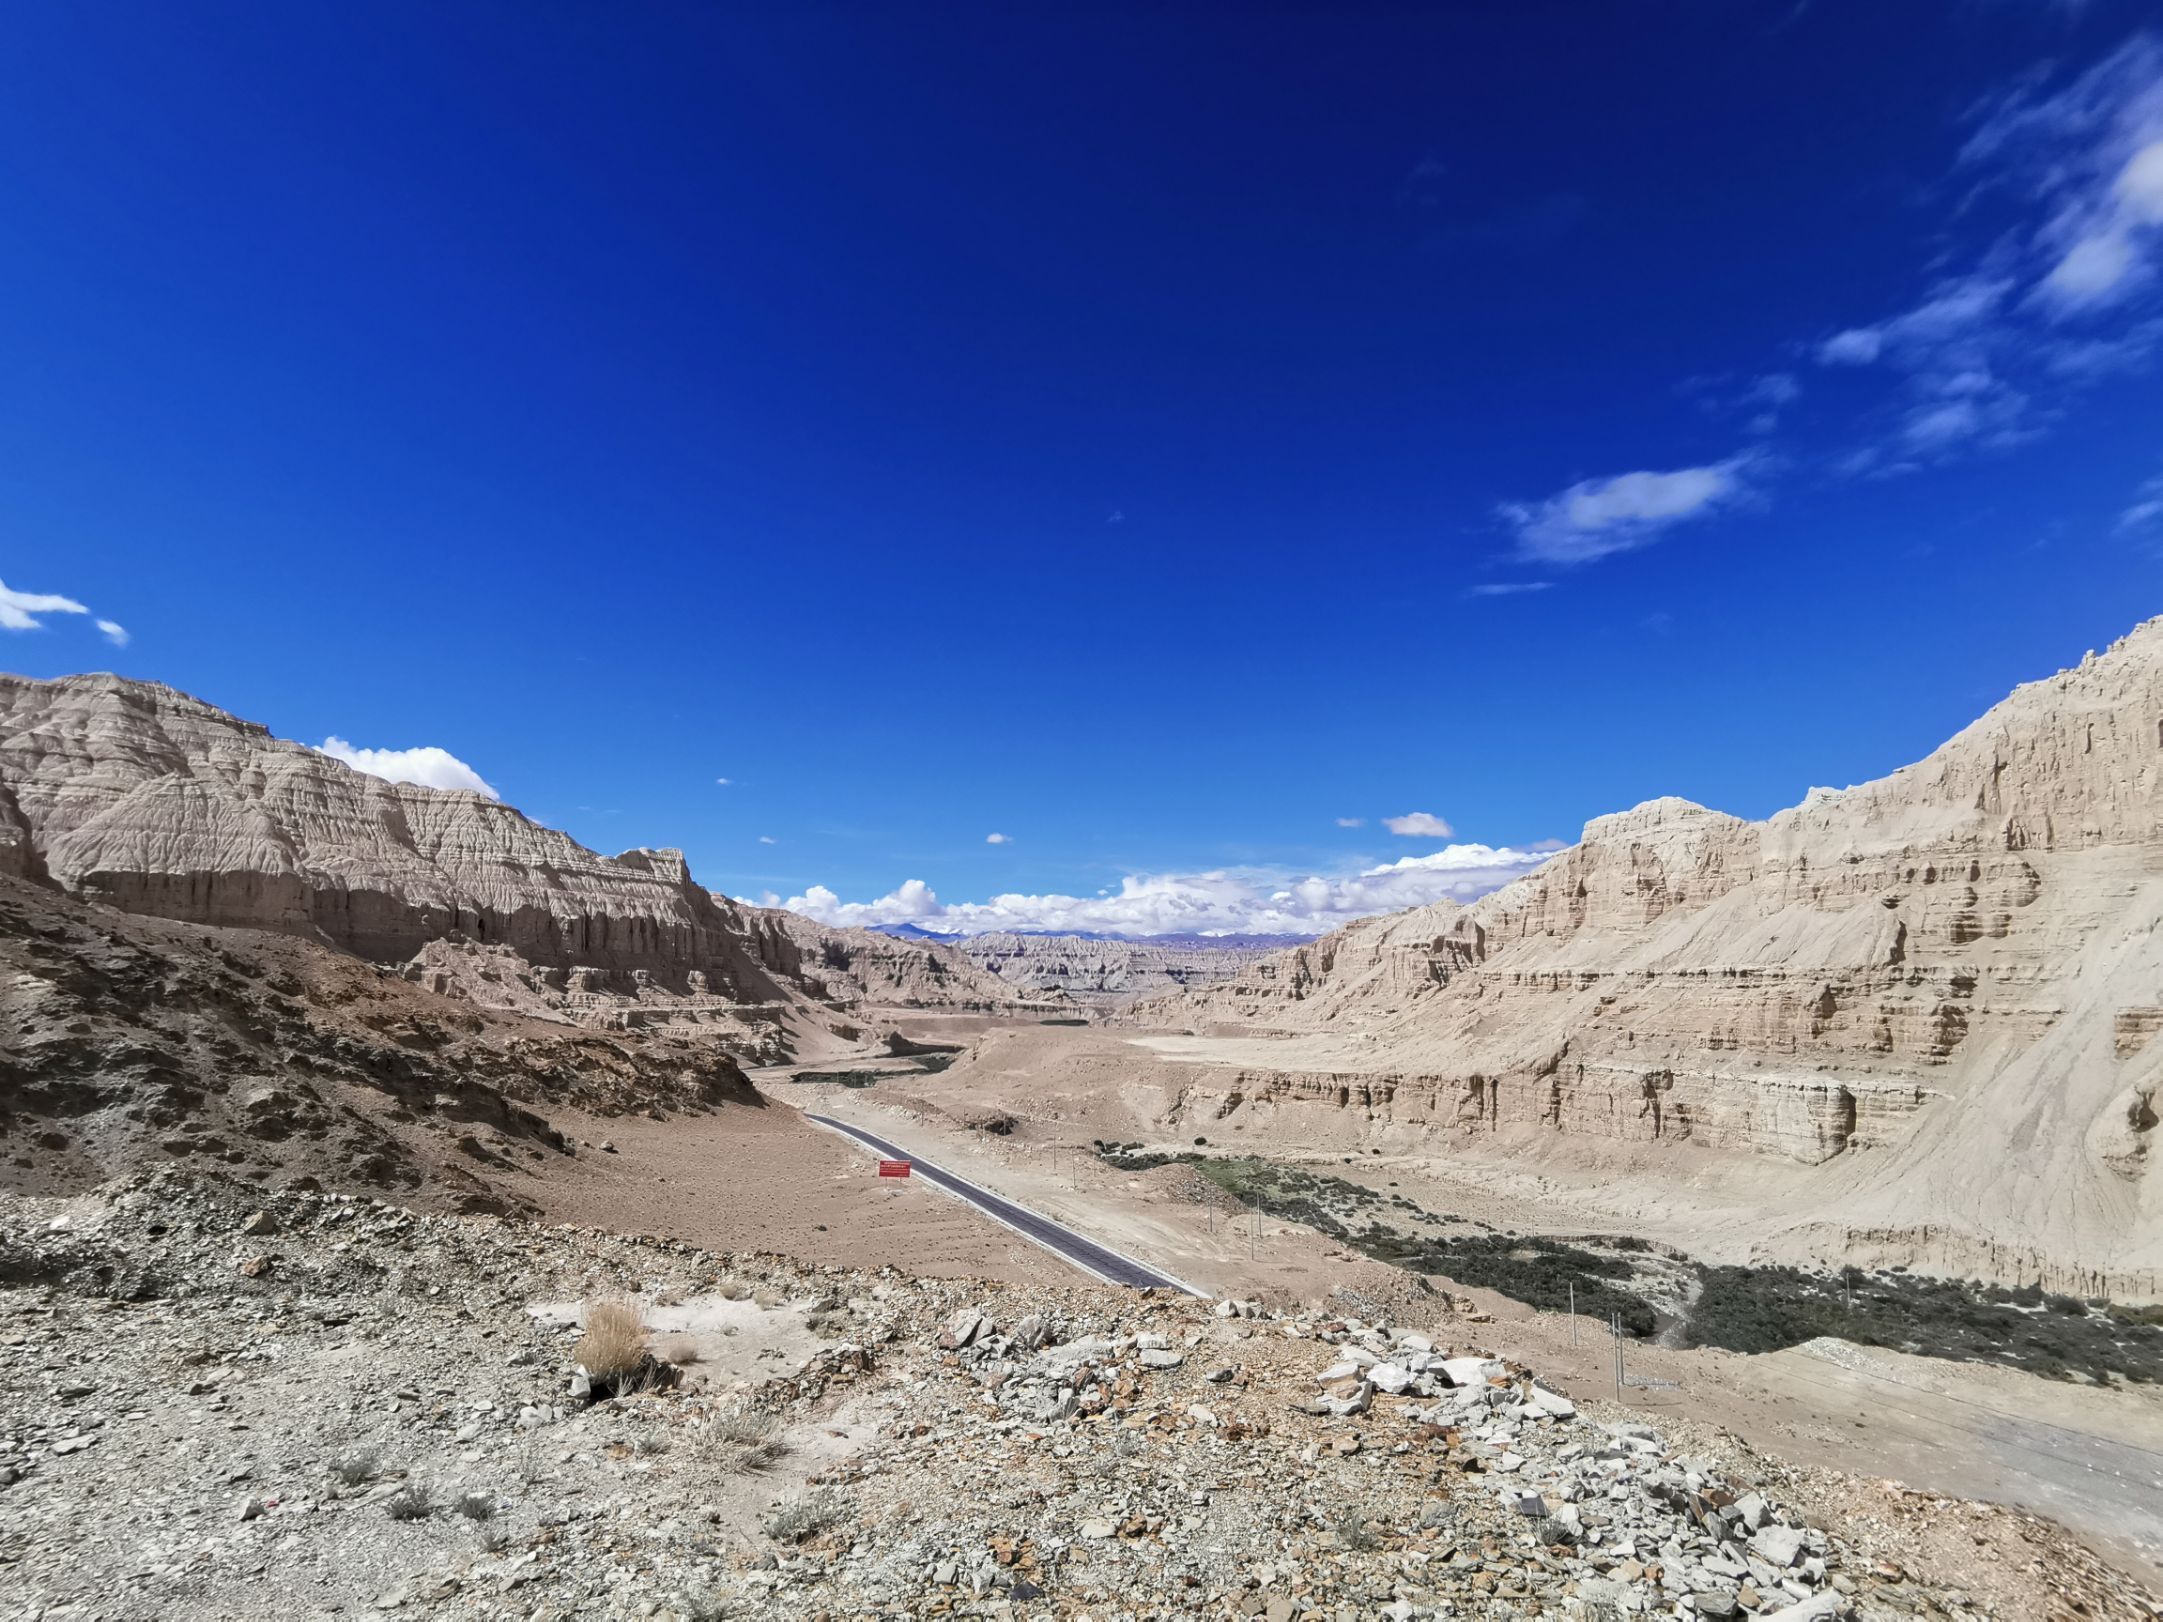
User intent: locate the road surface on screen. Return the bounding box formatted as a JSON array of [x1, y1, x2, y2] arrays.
[[805, 1113, 1202, 1294]]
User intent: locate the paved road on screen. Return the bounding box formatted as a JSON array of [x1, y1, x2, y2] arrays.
[[805, 1113, 1199, 1294]]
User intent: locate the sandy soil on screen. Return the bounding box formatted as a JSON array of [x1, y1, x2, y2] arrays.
[[519, 1095, 1051, 1287]]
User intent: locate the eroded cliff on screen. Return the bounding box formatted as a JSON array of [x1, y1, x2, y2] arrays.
[[1123, 620, 2163, 1284], [0, 674, 1033, 1049]]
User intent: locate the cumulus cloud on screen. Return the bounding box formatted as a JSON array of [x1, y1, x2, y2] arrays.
[[783, 842, 1556, 938], [318, 737, 499, 799], [1335, 816, 1365, 828], [985, 832, 1012, 844], [714, 777, 732, 787], [1383, 812, 1454, 838], [1501, 457, 1756, 565], [758, 835, 778, 844]]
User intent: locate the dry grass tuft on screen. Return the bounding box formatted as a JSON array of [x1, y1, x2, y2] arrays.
[[575, 1297, 650, 1385], [327, 1446, 381, 1487], [696, 1406, 788, 1472], [761, 1487, 847, 1542]]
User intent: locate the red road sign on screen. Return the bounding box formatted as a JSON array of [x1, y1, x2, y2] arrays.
[[877, 1159, 911, 1178]]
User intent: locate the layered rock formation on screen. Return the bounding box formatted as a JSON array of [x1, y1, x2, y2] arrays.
[[1125, 619, 2163, 1286], [954, 930, 1284, 1007], [0, 674, 1032, 1049]]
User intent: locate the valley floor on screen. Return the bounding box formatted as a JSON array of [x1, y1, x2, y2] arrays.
[[747, 1020, 2163, 1592]]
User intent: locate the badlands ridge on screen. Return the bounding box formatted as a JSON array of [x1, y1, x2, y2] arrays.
[[1098, 617, 2163, 1293], [4, 618, 2162, 1294]]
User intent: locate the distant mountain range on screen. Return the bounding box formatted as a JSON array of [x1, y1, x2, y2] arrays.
[[862, 924, 1303, 1005], [866, 922, 1315, 949]]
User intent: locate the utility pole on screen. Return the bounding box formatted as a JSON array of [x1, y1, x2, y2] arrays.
[[1569, 1281, 1576, 1348], [1612, 1312, 1623, 1400]]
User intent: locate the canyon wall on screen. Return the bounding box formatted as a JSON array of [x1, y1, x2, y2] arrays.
[[1125, 620, 2163, 1281]]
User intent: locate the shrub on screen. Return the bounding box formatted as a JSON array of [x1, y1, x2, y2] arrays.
[[327, 1446, 381, 1488], [1331, 1506, 1380, 1551], [703, 1408, 788, 1471], [385, 1482, 435, 1521], [575, 1296, 651, 1391], [453, 1490, 495, 1521], [761, 1488, 847, 1542]]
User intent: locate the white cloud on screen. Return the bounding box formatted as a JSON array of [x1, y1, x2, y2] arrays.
[[0, 579, 134, 646], [318, 737, 499, 799], [758, 835, 778, 844], [1744, 371, 1801, 406], [1814, 274, 2014, 372], [783, 842, 1555, 938], [1818, 328, 1883, 366], [715, 777, 732, 787], [1952, 36, 2163, 319], [2120, 471, 2163, 531], [985, 832, 1012, 844], [1335, 816, 1365, 828], [0, 579, 91, 632], [1464, 580, 1553, 597], [2041, 225, 2142, 306], [1383, 812, 1453, 838], [1501, 456, 1755, 565]]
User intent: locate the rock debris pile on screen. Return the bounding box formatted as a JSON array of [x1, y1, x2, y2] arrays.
[[2, 1170, 2153, 1620]]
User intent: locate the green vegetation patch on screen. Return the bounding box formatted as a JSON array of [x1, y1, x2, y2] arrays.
[[1688, 1265, 2163, 1384], [1097, 1147, 1655, 1335], [788, 1069, 881, 1089], [1095, 1144, 2163, 1382]]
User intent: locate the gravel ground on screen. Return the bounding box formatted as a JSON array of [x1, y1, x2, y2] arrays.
[[2, 1169, 2156, 1621]]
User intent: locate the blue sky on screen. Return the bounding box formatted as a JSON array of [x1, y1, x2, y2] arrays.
[[6, 2, 2160, 935]]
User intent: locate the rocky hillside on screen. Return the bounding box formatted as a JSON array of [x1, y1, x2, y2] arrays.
[[1127, 617, 2163, 1287], [5, 1166, 2144, 1620], [0, 673, 1031, 1048], [0, 875, 757, 1214], [955, 930, 1284, 1007]]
